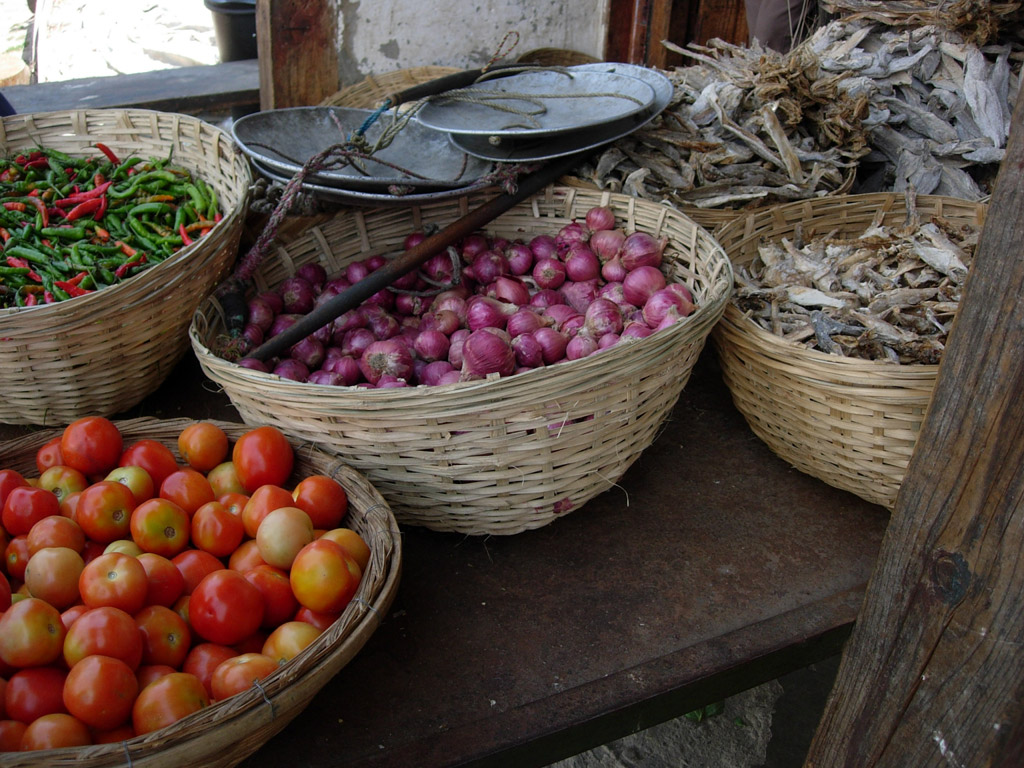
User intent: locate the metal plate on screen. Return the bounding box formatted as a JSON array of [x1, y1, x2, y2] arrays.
[[448, 64, 674, 163], [251, 159, 495, 207], [232, 107, 493, 191], [414, 69, 656, 138]]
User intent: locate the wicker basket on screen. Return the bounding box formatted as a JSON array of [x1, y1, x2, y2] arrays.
[[319, 66, 462, 109], [191, 186, 733, 535], [712, 193, 987, 510], [0, 109, 252, 426], [0, 416, 401, 768]]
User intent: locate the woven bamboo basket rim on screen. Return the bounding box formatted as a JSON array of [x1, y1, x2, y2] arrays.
[[190, 185, 734, 534], [712, 192, 987, 508], [319, 66, 463, 109], [0, 416, 401, 768], [514, 47, 601, 66], [0, 109, 252, 425]]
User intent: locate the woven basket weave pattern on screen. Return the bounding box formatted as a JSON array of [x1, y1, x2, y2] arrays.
[[191, 186, 733, 535], [712, 193, 987, 509], [0, 109, 252, 425], [0, 417, 401, 768]]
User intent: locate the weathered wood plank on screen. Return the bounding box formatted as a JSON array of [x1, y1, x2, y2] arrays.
[[805, 81, 1024, 766], [257, 0, 338, 109]]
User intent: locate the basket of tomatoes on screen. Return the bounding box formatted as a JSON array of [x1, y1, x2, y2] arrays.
[[0, 416, 401, 766], [0, 109, 252, 426]]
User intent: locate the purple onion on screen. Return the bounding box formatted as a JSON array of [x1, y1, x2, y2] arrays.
[[237, 357, 270, 373], [273, 358, 310, 382], [559, 279, 600, 313], [620, 232, 667, 271], [246, 297, 276, 332], [257, 290, 284, 314], [420, 360, 455, 386], [340, 327, 375, 358], [469, 250, 509, 285], [289, 336, 325, 370], [555, 221, 589, 254], [598, 332, 620, 349], [296, 263, 327, 289], [600, 255, 628, 283], [413, 329, 451, 363], [359, 339, 414, 385], [460, 328, 516, 378], [566, 332, 599, 361], [279, 276, 316, 314], [512, 332, 545, 368], [533, 327, 568, 364], [584, 298, 624, 337], [622, 266, 666, 307], [532, 257, 566, 290], [505, 241, 534, 275], [564, 244, 601, 282], [529, 289, 564, 309], [585, 205, 616, 232], [448, 328, 470, 369], [529, 234, 558, 261], [307, 370, 344, 386]]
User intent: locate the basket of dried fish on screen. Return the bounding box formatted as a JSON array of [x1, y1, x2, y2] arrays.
[[711, 192, 986, 509]]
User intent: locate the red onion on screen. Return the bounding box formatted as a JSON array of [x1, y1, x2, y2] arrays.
[[488, 275, 531, 306], [296, 263, 327, 290], [376, 375, 409, 388], [468, 249, 509, 285], [280, 276, 316, 314], [563, 244, 601, 282], [585, 205, 616, 232], [422, 251, 456, 284], [596, 281, 636, 312], [506, 307, 549, 338], [665, 283, 696, 315], [307, 370, 344, 386], [246, 297, 276, 333], [460, 233, 490, 262], [620, 232, 667, 271], [528, 288, 564, 309], [566, 332, 598, 361], [257, 290, 284, 315], [655, 308, 686, 331], [559, 279, 599, 313], [622, 321, 654, 340], [359, 339, 414, 385], [466, 295, 516, 331], [363, 306, 400, 340], [542, 303, 582, 332], [400, 315, 421, 337], [431, 290, 468, 323], [532, 257, 566, 290], [237, 357, 270, 373], [592, 231, 626, 265], [642, 288, 690, 328], [363, 287, 396, 312], [529, 234, 558, 261], [622, 266, 666, 307], [403, 230, 426, 250], [561, 313, 586, 338], [394, 293, 430, 316], [418, 309, 459, 337], [331, 309, 366, 345], [555, 221, 589, 254], [505, 241, 534, 275], [345, 259, 371, 285], [390, 268, 420, 291], [413, 329, 451, 363], [268, 313, 301, 339], [365, 255, 387, 271], [324, 353, 362, 385], [460, 328, 516, 379], [324, 276, 352, 294], [289, 336, 325, 370], [584, 298, 624, 337], [448, 328, 470, 369], [340, 327, 375, 358], [420, 360, 455, 386], [241, 323, 264, 349], [598, 332, 620, 349], [511, 332, 544, 368], [437, 370, 463, 386], [533, 327, 568, 364], [273, 359, 309, 382]]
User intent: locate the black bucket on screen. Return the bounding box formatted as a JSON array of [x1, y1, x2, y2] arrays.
[[205, 0, 257, 62]]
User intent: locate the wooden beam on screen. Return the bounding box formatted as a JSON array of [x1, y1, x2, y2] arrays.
[[256, 0, 339, 109], [805, 81, 1024, 766]]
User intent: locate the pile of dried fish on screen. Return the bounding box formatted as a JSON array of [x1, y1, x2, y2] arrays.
[[732, 192, 979, 364], [818, 0, 1022, 46], [808, 18, 1021, 199]]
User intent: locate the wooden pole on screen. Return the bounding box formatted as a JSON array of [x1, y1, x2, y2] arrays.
[[256, 0, 339, 109], [804, 82, 1024, 765]]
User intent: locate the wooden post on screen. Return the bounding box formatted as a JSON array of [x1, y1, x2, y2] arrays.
[[804, 82, 1024, 765], [256, 0, 339, 109]]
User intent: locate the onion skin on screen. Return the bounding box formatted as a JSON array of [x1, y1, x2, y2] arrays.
[[460, 328, 516, 379], [585, 205, 616, 232], [359, 339, 414, 385], [622, 266, 666, 307], [532, 258, 567, 291], [620, 232, 667, 271]]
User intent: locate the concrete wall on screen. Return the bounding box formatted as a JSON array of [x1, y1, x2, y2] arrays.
[[335, 0, 610, 85]]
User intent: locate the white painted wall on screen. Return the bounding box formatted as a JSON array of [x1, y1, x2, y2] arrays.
[[336, 0, 610, 85]]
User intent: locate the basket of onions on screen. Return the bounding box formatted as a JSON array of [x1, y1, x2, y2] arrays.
[[190, 186, 733, 535]]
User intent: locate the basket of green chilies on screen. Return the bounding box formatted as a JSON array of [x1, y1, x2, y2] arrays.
[[0, 109, 251, 425]]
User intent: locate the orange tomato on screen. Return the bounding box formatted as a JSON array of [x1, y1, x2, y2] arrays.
[[177, 422, 230, 473]]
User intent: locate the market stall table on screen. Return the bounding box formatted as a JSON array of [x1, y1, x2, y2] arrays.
[[0, 348, 889, 767]]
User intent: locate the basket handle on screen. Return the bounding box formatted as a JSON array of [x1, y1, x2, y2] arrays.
[[243, 148, 588, 363]]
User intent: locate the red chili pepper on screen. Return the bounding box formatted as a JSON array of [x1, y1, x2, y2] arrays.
[[93, 173, 105, 187], [92, 225, 111, 241], [0, 169, 15, 183], [24, 293, 37, 306], [54, 280, 92, 297], [66, 198, 103, 222], [24, 196, 48, 227], [66, 272, 89, 286], [6, 256, 43, 283], [0, 228, 9, 243], [43, 290, 55, 304], [2, 202, 26, 213], [55, 181, 114, 208], [94, 143, 121, 165], [23, 158, 50, 171], [115, 240, 137, 257], [114, 254, 147, 279], [179, 223, 194, 246]]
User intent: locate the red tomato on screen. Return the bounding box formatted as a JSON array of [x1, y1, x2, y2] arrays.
[[210, 652, 277, 701], [191, 501, 245, 558], [91, 723, 137, 744], [136, 664, 177, 691], [37, 465, 89, 506], [2, 485, 61, 536], [76, 480, 136, 544], [0, 468, 29, 511], [292, 474, 349, 529], [119, 439, 179, 489], [289, 539, 361, 615], [293, 606, 341, 633], [189, 569, 264, 646], [217, 491, 249, 518], [19, 712, 92, 750], [27, 515, 86, 555], [63, 605, 144, 670], [60, 416, 123, 479], [60, 603, 90, 630], [171, 549, 224, 595], [136, 605, 191, 669], [3, 535, 30, 582], [232, 426, 294, 494], [5, 666, 67, 722], [262, 620, 321, 666], [130, 497, 191, 558], [0, 597, 66, 667], [227, 539, 266, 572], [23, 546, 84, 610], [0, 720, 27, 751], [207, 461, 246, 497], [182, 643, 236, 699], [243, 564, 299, 628], [241, 484, 295, 539], [78, 552, 148, 614], [105, 465, 156, 505], [35, 436, 65, 475], [177, 422, 229, 474], [131, 672, 209, 735], [0, 571, 10, 612], [319, 527, 370, 574], [63, 654, 139, 731], [137, 552, 185, 608], [159, 468, 215, 517]]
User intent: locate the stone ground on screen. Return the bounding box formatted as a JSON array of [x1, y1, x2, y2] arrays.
[[1, 2, 837, 764]]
